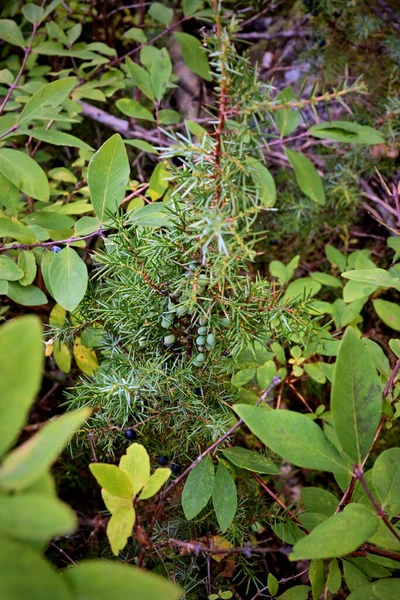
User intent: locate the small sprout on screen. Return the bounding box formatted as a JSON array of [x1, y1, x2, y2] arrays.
[[164, 334, 176, 347], [124, 428, 137, 440]]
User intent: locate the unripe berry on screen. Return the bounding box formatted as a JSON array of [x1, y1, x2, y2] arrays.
[[164, 334, 176, 347], [161, 317, 172, 329], [197, 326, 207, 335], [196, 336, 205, 346], [206, 333, 215, 347]]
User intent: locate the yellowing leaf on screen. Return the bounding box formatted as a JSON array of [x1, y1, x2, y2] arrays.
[[139, 468, 171, 500], [89, 464, 132, 498], [54, 341, 71, 373], [119, 443, 150, 497], [107, 506, 136, 556], [73, 337, 98, 375]]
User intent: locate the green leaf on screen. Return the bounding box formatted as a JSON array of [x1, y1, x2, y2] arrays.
[[370, 578, 400, 599], [372, 448, 400, 517], [49, 247, 88, 312], [18, 250, 36, 285], [245, 157, 276, 207], [123, 27, 147, 43], [29, 211, 74, 230], [341, 268, 400, 290], [212, 463, 237, 532], [19, 128, 94, 150], [388, 236, 400, 262], [158, 109, 180, 125], [309, 271, 342, 288], [234, 406, 349, 474], [124, 139, 158, 154], [0, 20, 25, 47], [285, 148, 325, 205], [267, 573, 279, 596], [116, 98, 155, 121], [304, 363, 326, 384], [119, 443, 150, 497], [139, 468, 171, 500], [0, 316, 43, 458], [326, 558, 341, 593], [0, 537, 71, 600], [7, 282, 47, 306], [0, 493, 77, 542], [148, 2, 173, 25], [107, 506, 135, 556], [150, 48, 172, 102], [231, 367, 256, 387], [90, 464, 133, 498], [309, 121, 384, 145], [174, 32, 212, 81], [282, 278, 321, 302], [362, 338, 390, 376], [182, 455, 214, 520], [343, 559, 369, 592], [0, 255, 23, 281], [18, 77, 76, 125], [22, 4, 44, 24], [75, 216, 100, 236], [222, 447, 280, 474], [332, 298, 365, 328], [326, 244, 346, 271], [343, 279, 378, 303], [278, 586, 311, 600], [301, 487, 338, 516], [125, 59, 154, 101], [0, 408, 90, 491], [331, 327, 382, 464], [147, 162, 170, 201], [374, 299, 400, 331], [64, 560, 182, 600], [128, 202, 172, 227], [290, 504, 378, 560], [275, 87, 301, 136], [389, 338, 400, 357], [0, 172, 20, 213], [257, 360, 277, 388], [309, 559, 325, 600], [0, 149, 49, 201], [183, 0, 204, 17], [54, 341, 71, 373], [88, 134, 130, 222]]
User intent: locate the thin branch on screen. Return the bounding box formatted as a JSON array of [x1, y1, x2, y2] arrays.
[[251, 472, 307, 531], [383, 358, 400, 399], [354, 465, 400, 543]]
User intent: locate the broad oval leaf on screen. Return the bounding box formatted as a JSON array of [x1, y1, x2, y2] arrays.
[[0, 149, 49, 201], [222, 447, 280, 474], [150, 48, 172, 102], [90, 464, 133, 499], [246, 157, 276, 207], [174, 32, 212, 81], [88, 134, 130, 222], [0, 20, 25, 47], [341, 268, 400, 291], [18, 250, 36, 286], [125, 59, 154, 101], [373, 299, 400, 331], [106, 506, 135, 556], [19, 128, 94, 150], [212, 462, 237, 532], [119, 443, 150, 497], [0, 537, 71, 600], [372, 448, 400, 517], [0, 493, 77, 542], [65, 560, 182, 600], [182, 455, 214, 520], [275, 87, 301, 136], [331, 327, 382, 464], [18, 77, 76, 124], [0, 408, 90, 491], [309, 121, 384, 145], [234, 405, 349, 473], [0, 255, 23, 281], [116, 99, 155, 122], [6, 282, 47, 306], [301, 487, 338, 516], [290, 504, 378, 560], [49, 247, 88, 312], [139, 468, 171, 500], [73, 338, 98, 376], [0, 316, 43, 458], [285, 148, 325, 205]]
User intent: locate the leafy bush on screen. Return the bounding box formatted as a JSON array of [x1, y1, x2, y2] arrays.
[[1, 0, 399, 598]]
